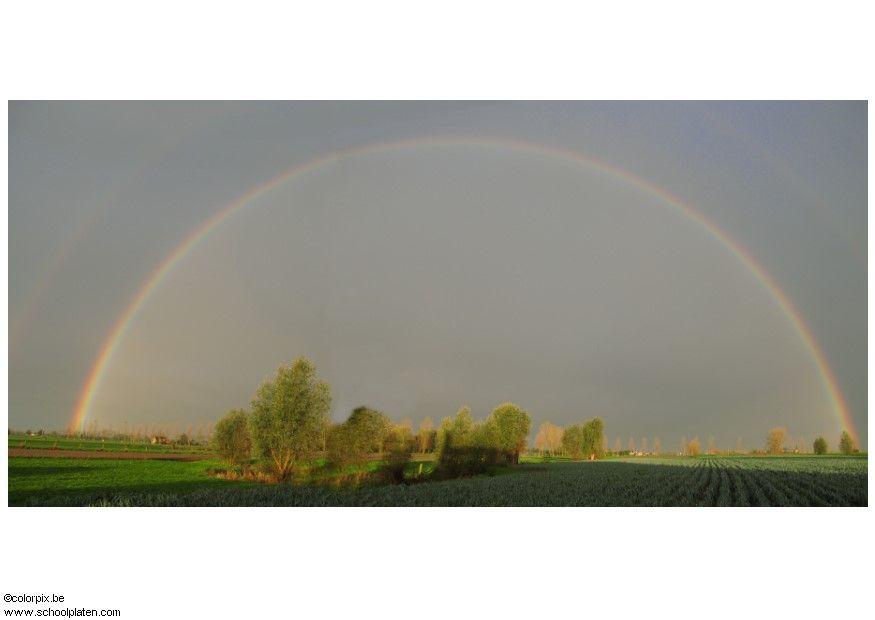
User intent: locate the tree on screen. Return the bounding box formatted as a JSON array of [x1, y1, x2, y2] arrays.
[[534, 421, 564, 455], [707, 436, 716, 454], [450, 406, 474, 447], [766, 427, 787, 454], [212, 409, 252, 465], [417, 417, 435, 453], [839, 431, 856, 455], [562, 418, 604, 461], [326, 406, 389, 468], [381, 422, 414, 483], [249, 357, 332, 480], [562, 424, 586, 460], [435, 416, 453, 457], [628, 437, 636, 453], [686, 437, 701, 457], [641, 437, 648, 454], [813, 436, 828, 455], [487, 402, 531, 464], [347, 406, 390, 454], [652, 437, 661, 455], [613, 437, 622, 453]]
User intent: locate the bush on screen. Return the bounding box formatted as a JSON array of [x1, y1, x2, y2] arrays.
[[813, 436, 828, 455], [212, 409, 252, 465], [435, 444, 503, 478]]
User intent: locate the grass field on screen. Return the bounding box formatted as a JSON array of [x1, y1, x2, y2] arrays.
[[9, 454, 867, 507], [8, 434, 211, 454]]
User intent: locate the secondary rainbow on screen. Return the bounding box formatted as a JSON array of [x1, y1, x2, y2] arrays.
[[67, 136, 859, 444]]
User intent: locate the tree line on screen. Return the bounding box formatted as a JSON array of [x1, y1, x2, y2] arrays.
[[212, 357, 559, 483]]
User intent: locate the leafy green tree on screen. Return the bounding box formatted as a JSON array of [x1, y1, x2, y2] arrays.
[[450, 406, 474, 446], [813, 436, 828, 455], [348, 406, 390, 453], [249, 357, 332, 480], [212, 409, 252, 465], [582, 418, 605, 459], [839, 430, 856, 455], [435, 416, 453, 458], [562, 418, 605, 460], [562, 424, 586, 460], [486, 402, 531, 463]]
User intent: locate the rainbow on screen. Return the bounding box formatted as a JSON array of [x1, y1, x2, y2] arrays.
[[67, 136, 859, 444]]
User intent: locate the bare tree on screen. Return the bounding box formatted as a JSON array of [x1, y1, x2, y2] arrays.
[[687, 437, 701, 457], [653, 436, 661, 455], [613, 437, 622, 453], [534, 421, 564, 455], [641, 437, 648, 454], [707, 436, 716, 454], [628, 437, 636, 453], [765, 427, 787, 454]]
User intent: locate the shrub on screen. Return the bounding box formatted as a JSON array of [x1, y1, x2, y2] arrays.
[[813, 436, 828, 455], [212, 409, 252, 465]]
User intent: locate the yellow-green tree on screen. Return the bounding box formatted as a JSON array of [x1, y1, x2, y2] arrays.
[[487, 402, 531, 464], [839, 430, 856, 454], [249, 357, 332, 480], [212, 409, 251, 465]]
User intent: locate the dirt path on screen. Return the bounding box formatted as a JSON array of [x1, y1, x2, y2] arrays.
[[8, 448, 216, 461]]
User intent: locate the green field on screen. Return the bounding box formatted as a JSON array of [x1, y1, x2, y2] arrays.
[[8, 434, 211, 454], [9, 454, 867, 507]]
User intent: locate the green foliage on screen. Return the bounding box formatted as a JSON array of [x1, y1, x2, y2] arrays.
[[212, 409, 252, 465], [249, 357, 332, 480], [450, 406, 474, 446], [436, 406, 473, 461], [486, 402, 531, 464], [561, 418, 605, 460], [813, 436, 828, 455], [434, 416, 453, 458], [839, 430, 856, 455], [378, 423, 415, 484], [326, 406, 390, 468]]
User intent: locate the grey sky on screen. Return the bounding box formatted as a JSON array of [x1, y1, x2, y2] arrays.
[[8, 101, 867, 449]]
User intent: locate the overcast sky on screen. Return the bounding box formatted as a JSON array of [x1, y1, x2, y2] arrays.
[[8, 101, 866, 449]]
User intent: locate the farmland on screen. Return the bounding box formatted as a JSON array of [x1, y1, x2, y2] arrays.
[[8, 434, 211, 454], [9, 454, 867, 507]]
